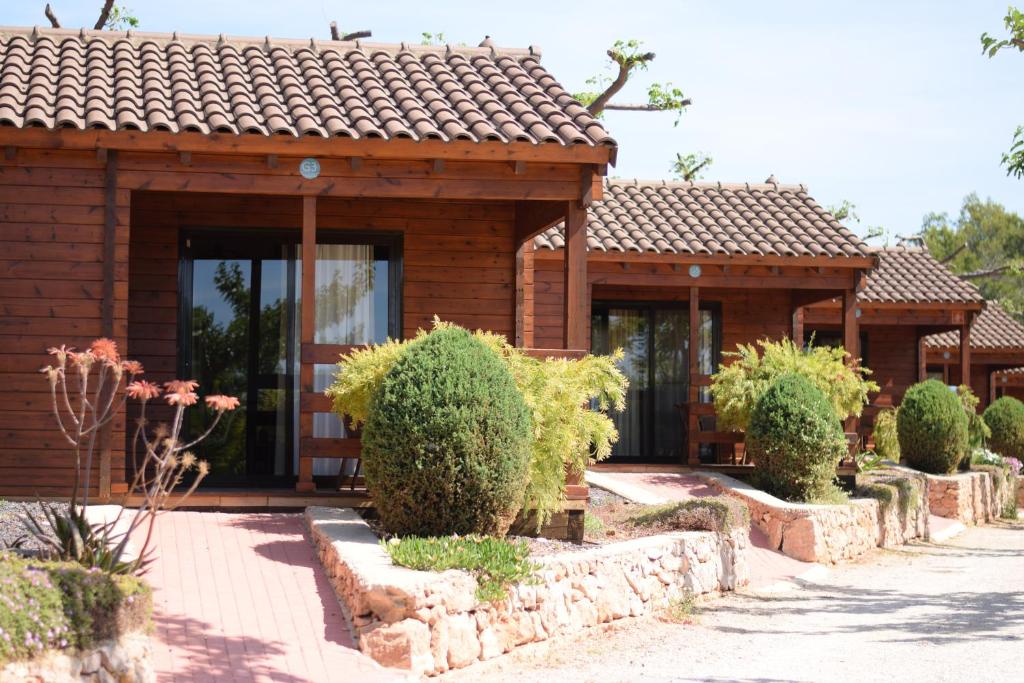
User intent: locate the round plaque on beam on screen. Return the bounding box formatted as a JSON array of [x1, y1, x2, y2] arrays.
[[299, 157, 321, 179]]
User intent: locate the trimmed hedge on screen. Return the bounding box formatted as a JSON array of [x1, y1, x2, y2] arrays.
[[897, 380, 969, 475], [361, 327, 533, 537], [0, 553, 151, 663], [983, 396, 1024, 459], [745, 373, 847, 502]]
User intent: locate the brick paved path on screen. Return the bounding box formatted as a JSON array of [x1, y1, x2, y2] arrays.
[[145, 511, 401, 683]]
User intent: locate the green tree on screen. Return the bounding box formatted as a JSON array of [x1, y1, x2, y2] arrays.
[[981, 6, 1024, 178], [921, 193, 1024, 322]]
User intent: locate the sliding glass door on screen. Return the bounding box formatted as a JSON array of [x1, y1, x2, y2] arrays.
[[591, 301, 719, 462], [179, 229, 399, 486]]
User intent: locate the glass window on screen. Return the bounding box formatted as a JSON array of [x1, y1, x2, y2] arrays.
[[592, 302, 720, 462]]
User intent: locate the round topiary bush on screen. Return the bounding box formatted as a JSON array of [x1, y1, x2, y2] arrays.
[[361, 326, 532, 537], [983, 396, 1024, 459], [897, 379, 969, 474], [745, 373, 847, 502]]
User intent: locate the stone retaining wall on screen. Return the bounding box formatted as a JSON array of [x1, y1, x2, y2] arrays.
[[859, 472, 930, 547], [0, 632, 153, 683], [925, 468, 1011, 524], [695, 471, 883, 564], [306, 506, 748, 677]]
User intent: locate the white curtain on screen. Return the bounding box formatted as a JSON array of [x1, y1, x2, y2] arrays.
[[310, 244, 377, 476]]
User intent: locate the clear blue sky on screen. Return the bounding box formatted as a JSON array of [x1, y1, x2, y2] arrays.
[[7, 0, 1023, 241]]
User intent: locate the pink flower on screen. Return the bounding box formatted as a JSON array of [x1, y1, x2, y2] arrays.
[[165, 391, 198, 407], [89, 338, 120, 363], [67, 350, 95, 370], [121, 360, 144, 375], [127, 381, 161, 401], [47, 345, 71, 367], [164, 380, 199, 394], [205, 395, 240, 411]]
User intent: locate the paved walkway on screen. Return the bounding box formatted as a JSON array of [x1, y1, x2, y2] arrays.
[[588, 472, 822, 590], [145, 511, 401, 683], [444, 520, 1024, 682]]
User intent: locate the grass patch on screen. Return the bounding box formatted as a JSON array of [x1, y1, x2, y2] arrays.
[[660, 590, 699, 624], [805, 484, 849, 505], [626, 497, 750, 534], [0, 553, 151, 664], [856, 482, 897, 513], [383, 536, 538, 603]]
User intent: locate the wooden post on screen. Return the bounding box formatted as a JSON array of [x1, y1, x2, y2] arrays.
[[515, 240, 535, 348], [791, 305, 805, 347], [990, 371, 997, 406], [841, 282, 860, 434], [688, 286, 700, 466], [916, 332, 927, 383], [563, 202, 587, 350], [959, 315, 972, 388], [297, 195, 317, 493], [98, 149, 119, 502]]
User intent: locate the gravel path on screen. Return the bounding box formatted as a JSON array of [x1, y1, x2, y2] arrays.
[[442, 519, 1024, 682]]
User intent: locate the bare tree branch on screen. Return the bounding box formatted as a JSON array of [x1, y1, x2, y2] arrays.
[[44, 3, 61, 28], [960, 265, 1013, 279], [604, 101, 692, 112], [939, 243, 967, 264], [330, 20, 371, 42], [94, 0, 115, 30], [586, 49, 655, 116]]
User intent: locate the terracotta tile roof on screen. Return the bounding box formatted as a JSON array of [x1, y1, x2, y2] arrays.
[[858, 247, 984, 305], [926, 301, 1024, 350], [535, 178, 870, 259], [0, 26, 614, 149]]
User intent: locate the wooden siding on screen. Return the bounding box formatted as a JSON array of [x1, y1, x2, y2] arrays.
[[0, 148, 128, 497]]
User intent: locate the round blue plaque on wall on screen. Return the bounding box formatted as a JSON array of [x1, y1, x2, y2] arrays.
[[688, 264, 702, 279], [299, 157, 321, 179]]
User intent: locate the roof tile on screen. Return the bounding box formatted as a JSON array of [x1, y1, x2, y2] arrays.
[[535, 179, 870, 259], [858, 247, 983, 305], [0, 26, 614, 149], [926, 300, 1024, 351]]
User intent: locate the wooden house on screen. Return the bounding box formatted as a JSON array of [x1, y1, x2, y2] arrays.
[[925, 300, 1024, 406], [0, 27, 615, 503], [527, 178, 875, 466], [992, 367, 1024, 402], [803, 247, 985, 431]]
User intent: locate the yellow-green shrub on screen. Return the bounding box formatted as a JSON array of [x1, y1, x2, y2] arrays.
[[872, 408, 900, 461], [327, 320, 627, 526], [710, 337, 877, 433]]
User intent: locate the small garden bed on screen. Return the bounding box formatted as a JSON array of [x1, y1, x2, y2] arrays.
[[0, 552, 153, 681]]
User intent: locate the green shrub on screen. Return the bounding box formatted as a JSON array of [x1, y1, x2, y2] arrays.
[[711, 338, 877, 433], [856, 476, 920, 518], [897, 380, 969, 474], [626, 497, 750, 533], [872, 408, 900, 462], [383, 536, 537, 603], [957, 385, 991, 451], [745, 373, 848, 502], [0, 554, 151, 663], [361, 327, 532, 536], [328, 320, 627, 527], [984, 396, 1024, 459]]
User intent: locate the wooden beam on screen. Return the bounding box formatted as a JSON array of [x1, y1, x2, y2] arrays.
[[514, 200, 566, 243], [688, 286, 700, 466], [792, 305, 805, 347], [0, 127, 615, 165], [578, 164, 594, 207], [960, 314, 973, 387], [990, 370, 997, 405], [563, 202, 588, 350], [298, 195, 317, 493]]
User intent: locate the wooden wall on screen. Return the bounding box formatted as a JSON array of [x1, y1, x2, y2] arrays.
[[532, 255, 793, 353], [0, 149, 129, 497]]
